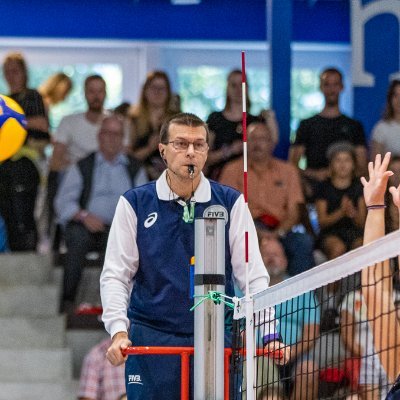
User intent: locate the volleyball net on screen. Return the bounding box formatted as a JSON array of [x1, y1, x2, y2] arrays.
[[231, 229, 400, 400]]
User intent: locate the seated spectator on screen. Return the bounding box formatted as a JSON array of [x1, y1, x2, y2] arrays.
[[339, 290, 388, 399], [128, 70, 176, 180], [55, 115, 147, 313], [315, 142, 366, 260], [370, 79, 400, 160], [48, 74, 108, 254], [206, 69, 259, 180], [78, 337, 125, 400], [259, 237, 320, 400], [0, 213, 8, 252], [219, 121, 315, 276]]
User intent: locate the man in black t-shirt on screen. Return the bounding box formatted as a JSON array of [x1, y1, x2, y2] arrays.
[[289, 68, 367, 199]]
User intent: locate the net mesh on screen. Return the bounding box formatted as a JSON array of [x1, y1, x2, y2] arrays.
[[231, 229, 400, 400]]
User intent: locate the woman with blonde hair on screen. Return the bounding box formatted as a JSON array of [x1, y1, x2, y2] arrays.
[[128, 70, 176, 179], [39, 72, 72, 110]]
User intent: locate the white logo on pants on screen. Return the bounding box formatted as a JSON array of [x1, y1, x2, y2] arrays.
[[128, 374, 143, 385]]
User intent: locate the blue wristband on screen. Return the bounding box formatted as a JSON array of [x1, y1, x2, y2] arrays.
[[263, 332, 282, 346]]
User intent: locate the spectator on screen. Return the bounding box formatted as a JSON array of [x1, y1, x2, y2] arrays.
[[315, 142, 366, 260], [128, 70, 176, 180], [371, 80, 400, 160], [3, 52, 51, 249], [48, 74, 108, 250], [49, 74, 108, 172], [113, 102, 131, 118], [39, 72, 72, 112], [206, 69, 259, 180], [3, 52, 49, 139], [78, 338, 125, 400], [339, 290, 388, 399], [219, 121, 315, 276], [259, 237, 320, 400], [289, 67, 367, 200], [55, 115, 147, 313]]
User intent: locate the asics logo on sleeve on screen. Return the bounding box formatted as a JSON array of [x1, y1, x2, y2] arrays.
[[144, 212, 158, 228]]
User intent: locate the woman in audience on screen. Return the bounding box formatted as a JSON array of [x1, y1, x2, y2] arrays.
[[361, 152, 400, 398], [128, 70, 175, 179], [206, 69, 259, 179], [371, 80, 400, 160], [315, 141, 367, 260], [39, 72, 72, 112], [1, 52, 50, 252]]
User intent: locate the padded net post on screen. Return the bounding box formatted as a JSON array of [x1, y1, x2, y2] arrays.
[[194, 217, 225, 400]]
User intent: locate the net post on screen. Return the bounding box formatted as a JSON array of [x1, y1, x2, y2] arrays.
[[194, 217, 225, 400], [245, 295, 255, 400]]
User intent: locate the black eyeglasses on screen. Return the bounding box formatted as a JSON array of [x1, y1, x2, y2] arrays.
[[167, 139, 208, 153]]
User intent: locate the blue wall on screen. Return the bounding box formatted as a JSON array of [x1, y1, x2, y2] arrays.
[[0, 0, 350, 42]]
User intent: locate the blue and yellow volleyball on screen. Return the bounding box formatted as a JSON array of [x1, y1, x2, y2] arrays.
[[0, 94, 27, 162]]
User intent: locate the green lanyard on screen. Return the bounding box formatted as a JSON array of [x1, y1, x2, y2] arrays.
[[177, 197, 196, 223]]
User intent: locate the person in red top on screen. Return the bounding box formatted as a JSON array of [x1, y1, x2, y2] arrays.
[[219, 121, 315, 276]]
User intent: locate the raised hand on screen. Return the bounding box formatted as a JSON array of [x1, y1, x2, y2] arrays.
[[360, 153, 393, 207]]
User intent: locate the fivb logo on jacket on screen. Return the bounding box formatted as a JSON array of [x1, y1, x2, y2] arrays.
[[203, 205, 228, 224], [128, 374, 143, 385], [144, 212, 157, 228]]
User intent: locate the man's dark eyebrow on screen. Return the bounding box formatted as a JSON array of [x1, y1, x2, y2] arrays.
[[173, 137, 206, 142]]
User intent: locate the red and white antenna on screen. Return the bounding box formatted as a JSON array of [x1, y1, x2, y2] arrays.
[[241, 51, 250, 298], [242, 50, 255, 400]]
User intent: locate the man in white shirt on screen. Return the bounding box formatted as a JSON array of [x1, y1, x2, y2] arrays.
[[50, 74, 108, 170]]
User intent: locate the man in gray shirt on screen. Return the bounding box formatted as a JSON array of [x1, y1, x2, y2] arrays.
[[55, 115, 147, 313]]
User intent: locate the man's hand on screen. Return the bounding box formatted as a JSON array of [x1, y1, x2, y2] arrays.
[[106, 332, 132, 366], [83, 213, 105, 233], [265, 340, 291, 366]]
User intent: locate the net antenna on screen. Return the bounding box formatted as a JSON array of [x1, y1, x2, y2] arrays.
[[242, 50, 256, 400]]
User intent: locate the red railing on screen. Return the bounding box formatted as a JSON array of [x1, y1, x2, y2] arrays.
[[123, 346, 282, 400]]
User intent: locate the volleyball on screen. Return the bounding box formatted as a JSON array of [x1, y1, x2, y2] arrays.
[[0, 94, 27, 162]]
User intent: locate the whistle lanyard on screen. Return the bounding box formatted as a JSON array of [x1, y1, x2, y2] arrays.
[[176, 196, 196, 223]]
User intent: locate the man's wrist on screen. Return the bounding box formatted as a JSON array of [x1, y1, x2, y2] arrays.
[[112, 331, 129, 342], [76, 209, 89, 222]]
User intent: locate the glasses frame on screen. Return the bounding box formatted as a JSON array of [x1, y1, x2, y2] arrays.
[[167, 139, 209, 153]]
